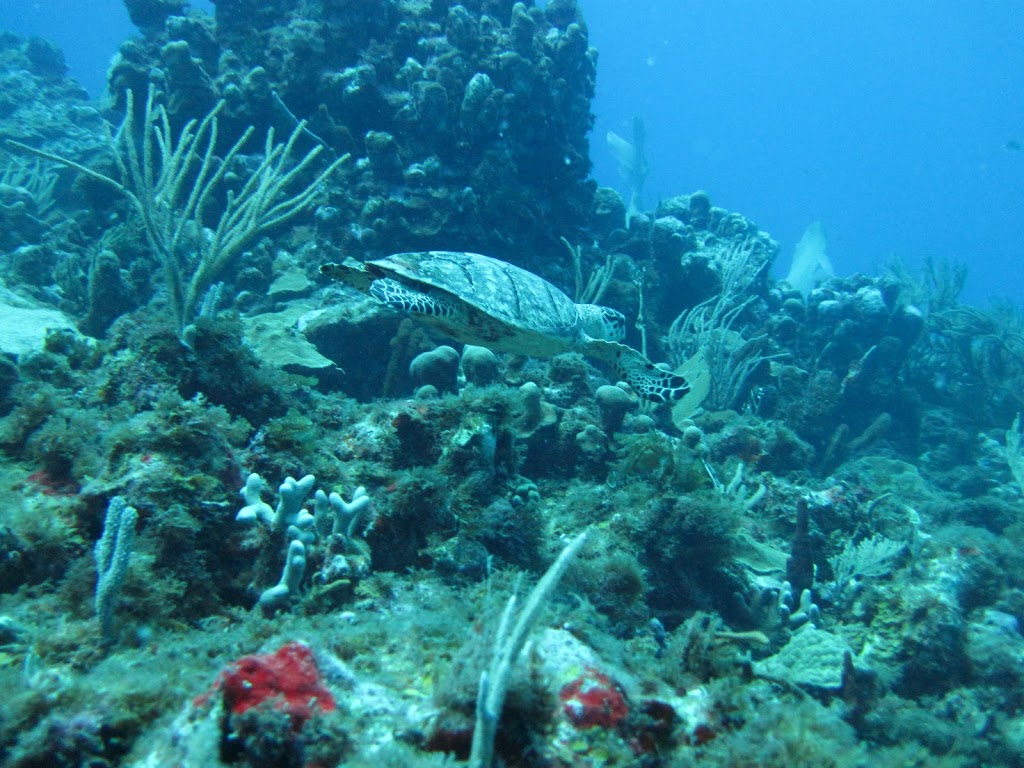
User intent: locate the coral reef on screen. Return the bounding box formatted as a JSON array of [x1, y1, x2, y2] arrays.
[[0, 2, 1022, 766]]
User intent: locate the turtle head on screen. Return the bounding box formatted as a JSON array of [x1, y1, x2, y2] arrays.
[[577, 304, 627, 342]]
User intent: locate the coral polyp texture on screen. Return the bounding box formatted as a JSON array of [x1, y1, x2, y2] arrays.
[[0, 2, 1023, 767]]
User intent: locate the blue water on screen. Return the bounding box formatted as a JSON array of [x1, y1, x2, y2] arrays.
[[3, 0, 212, 97], [4, 0, 1022, 305], [585, 1, 1024, 305]]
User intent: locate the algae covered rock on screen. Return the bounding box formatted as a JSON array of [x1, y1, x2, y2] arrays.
[[241, 302, 335, 375], [0, 288, 79, 358]]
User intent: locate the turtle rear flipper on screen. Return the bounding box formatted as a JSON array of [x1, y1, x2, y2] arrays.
[[588, 340, 690, 403], [320, 259, 376, 292]]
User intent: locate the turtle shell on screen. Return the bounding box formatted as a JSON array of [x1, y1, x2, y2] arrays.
[[369, 251, 583, 342]]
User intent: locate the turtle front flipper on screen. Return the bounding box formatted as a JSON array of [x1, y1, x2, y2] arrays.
[[370, 278, 460, 318], [587, 340, 691, 403]]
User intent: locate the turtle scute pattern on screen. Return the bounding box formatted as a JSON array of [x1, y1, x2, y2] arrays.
[[381, 251, 584, 342]]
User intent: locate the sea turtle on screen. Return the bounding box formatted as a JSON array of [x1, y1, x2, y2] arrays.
[[320, 250, 690, 402]]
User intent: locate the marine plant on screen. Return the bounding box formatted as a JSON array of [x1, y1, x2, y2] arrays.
[[0, 157, 56, 222], [667, 236, 782, 410], [469, 531, 588, 768], [825, 533, 905, 605], [7, 85, 348, 333], [93, 496, 137, 647]]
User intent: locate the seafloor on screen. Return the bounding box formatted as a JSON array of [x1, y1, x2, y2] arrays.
[[1, 1, 1023, 767]]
